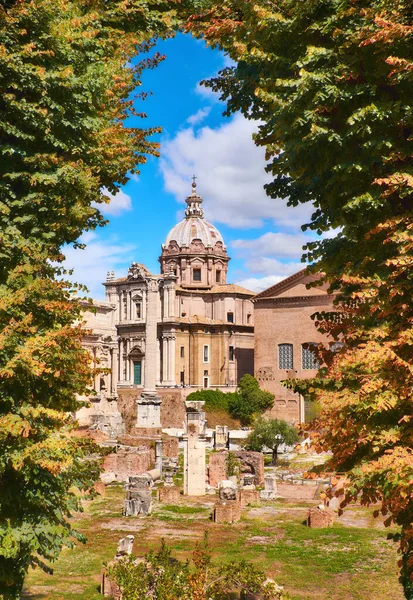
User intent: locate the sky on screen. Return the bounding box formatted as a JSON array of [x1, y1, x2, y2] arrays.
[[64, 33, 316, 299]]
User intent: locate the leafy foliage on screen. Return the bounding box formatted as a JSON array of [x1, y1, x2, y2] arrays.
[[229, 374, 274, 426], [187, 376, 274, 426], [185, 0, 413, 594], [109, 535, 288, 600], [245, 417, 299, 464], [0, 0, 176, 596], [186, 388, 231, 412]]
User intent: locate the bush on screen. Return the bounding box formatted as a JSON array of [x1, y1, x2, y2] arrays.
[[186, 389, 230, 412]]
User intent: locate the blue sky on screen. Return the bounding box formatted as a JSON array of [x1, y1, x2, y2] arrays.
[[64, 34, 315, 299]]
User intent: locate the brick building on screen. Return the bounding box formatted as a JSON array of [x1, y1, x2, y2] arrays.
[[253, 269, 334, 424]]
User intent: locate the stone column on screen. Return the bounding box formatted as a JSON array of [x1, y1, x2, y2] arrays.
[[137, 278, 161, 429], [162, 336, 168, 383], [183, 401, 206, 496], [111, 348, 118, 395], [156, 336, 161, 387], [167, 335, 176, 385], [125, 339, 130, 383]]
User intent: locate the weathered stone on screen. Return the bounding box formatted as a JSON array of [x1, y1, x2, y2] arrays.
[[208, 452, 227, 488], [158, 485, 181, 503], [101, 535, 134, 598], [242, 473, 256, 488], [234, 451, 264, 486], [307, 506, 335, 528], [183, 402, 206, 496], [218, 479, 238, 501], [162, 435, 179, 459], [102, 447, 152, 483], [213, 500, 241, 524], [123, 474, 153, 517], [260, 475, 278, 500], [116, 535, 134, 557], [215, 425, 228, 449], [239, 489, 260, 508]]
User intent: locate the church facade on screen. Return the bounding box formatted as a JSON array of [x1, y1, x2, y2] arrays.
[[79, 181, 255, 429]]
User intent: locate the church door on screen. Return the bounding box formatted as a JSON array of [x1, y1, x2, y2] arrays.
[[133, 361, 142, 385]]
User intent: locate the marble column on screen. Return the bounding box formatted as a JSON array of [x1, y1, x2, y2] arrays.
[[167, 335, 176, 385], [137, 278, 161, 429], [162, 336, 168, 383]]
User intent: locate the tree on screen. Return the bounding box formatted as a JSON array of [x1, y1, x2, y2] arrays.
[[245, 417, 299, 464], [109, 536, 288, 600], [185, 1, 413, 594], [228, 374, 274, 426], [0, 1, 176, 596]]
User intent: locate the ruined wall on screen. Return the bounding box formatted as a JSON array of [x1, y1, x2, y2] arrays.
[[159, 389, 186, 428], [103, 447, 153, 482]]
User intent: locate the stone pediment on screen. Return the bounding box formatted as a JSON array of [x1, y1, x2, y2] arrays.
[[253, 269, 330, 301]]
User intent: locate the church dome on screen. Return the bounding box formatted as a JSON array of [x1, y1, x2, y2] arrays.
[[163, 181, 225, 249]]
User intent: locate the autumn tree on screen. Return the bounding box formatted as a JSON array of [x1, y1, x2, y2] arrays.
[[185, 0, 413, 594], [0, 0, 177, 596], [245, 417, 299, 464]]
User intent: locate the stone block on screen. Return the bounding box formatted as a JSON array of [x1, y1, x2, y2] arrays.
[[215, 425, 228, 449], [102, 447, 152, 483], [239, 489, 260, 508], [260, 475, 278, 500], [208, 452, 227, 488], [307, 506, 335, 528], [234, 451, 264, 486], [162, 436, 179, 459], [213, 500, 241, 524], [158, 486, 181, 503], [218, 479, 238, 501]]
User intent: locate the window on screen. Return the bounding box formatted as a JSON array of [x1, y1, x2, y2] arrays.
[[136, 302, 141, 319], [203, 345, 209, 363], [193, 268, 201, 282], [302, 344, 319, 370], [180, 346, 185, 358], [227, 312, 234, 323], [229, 345, 235, 362], [180, 371, 185, 384], [216, 270, 221, 283], [247, 313, 251, 324], [278, 343, 293, 370]]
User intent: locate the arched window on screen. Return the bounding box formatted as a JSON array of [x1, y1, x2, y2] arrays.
[[302, 343, 319, 370], [278, 343, 293, 369]]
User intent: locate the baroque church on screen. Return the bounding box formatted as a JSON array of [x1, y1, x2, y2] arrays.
[[78, 181, 255, 429]]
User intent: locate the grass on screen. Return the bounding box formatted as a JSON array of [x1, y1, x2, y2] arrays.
[[22, 485, 404, 600]]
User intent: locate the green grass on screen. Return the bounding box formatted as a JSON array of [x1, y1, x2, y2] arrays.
[[22, 486, 403, 600]]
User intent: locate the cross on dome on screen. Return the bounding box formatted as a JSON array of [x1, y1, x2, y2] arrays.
[[185, 176, 204, 218]]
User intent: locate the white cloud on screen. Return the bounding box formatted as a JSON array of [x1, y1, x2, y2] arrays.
[[242, 257, 302, 275], [97, 188, 133, 216], [235, 275, 286, 293], [186, 107, 211, 126], [231, 231, 309, 259], [160, 114, 313, 229], [62, 234, 136, 299]]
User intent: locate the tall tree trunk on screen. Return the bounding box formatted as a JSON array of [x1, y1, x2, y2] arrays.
[[272, 446, 278, 465]]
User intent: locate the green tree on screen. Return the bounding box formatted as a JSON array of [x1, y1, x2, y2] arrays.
[[109, 535, 288, 600], [185, 1, 413, 593], [0, 0, 175, 596], [229, 374, 274, 426], [245, 417, 299, 464]]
